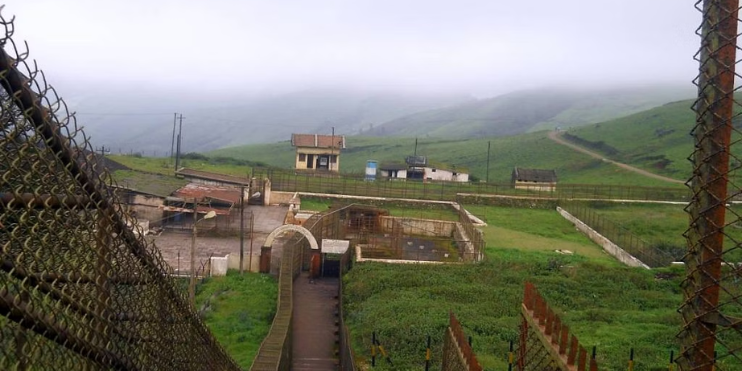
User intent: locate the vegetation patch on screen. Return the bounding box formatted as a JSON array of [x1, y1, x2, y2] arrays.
[[195, 271, 278, 369], [343, 257, 686, 370]]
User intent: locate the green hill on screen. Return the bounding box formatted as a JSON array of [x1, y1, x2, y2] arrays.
[[367, 85, 693, 138], [561, 98, 741, 181], [210, 133, 681, 187]]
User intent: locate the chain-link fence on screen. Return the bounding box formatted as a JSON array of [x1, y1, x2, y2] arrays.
[[559, 202, 679, 267], [679, 1, 742, 370], [268, 171, 690, 203], [0, 8, 240, 370]]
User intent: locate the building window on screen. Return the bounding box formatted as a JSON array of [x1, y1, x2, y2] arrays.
[[299, 153, 306, 162]]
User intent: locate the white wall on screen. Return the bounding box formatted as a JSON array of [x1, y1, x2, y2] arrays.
[[424, 167, 468, 182]]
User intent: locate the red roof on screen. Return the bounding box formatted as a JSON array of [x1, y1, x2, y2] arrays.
[[291, 133, 345, 149], [172, 183, 242, 205]]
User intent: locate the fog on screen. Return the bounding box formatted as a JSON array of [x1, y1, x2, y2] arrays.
[[3, 0, 699, 98]]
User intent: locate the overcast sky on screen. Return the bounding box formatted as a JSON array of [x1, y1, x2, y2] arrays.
[[1, 0, 700, 96]]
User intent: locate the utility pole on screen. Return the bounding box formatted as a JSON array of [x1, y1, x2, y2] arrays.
[[239, 186, 245, 275], [189, 198, 197, 306], [170, 112, 177, 165], [249, 214, 254, 273], [331, 126, 335, 171], [486, 141, 491, 183], [414, 138, 418, 157], [175, 114, 185, 171], [175, 134, 181, 171]]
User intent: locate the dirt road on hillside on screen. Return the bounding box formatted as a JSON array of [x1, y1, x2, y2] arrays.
[[547, 131, 685, 185]]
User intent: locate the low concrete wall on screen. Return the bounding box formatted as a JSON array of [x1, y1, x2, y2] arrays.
[[226, 253, 261, 273], [453, 223, 477, 261], [268, 191, 296, 206], [210, 256, 229, 276], [557, 207, 649, 269], [379, 216, 456, 237], [355, 245, 451, 265]]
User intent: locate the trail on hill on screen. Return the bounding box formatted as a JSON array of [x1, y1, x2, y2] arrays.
[[547, 131, 685, 185]]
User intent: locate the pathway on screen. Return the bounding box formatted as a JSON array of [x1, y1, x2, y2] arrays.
[[547, 131, 685, 184], [291, 273, 340, 371]]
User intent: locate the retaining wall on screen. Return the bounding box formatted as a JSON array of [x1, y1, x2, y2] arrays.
[[556, 206, 650, 269], [379, 216, 456, 237]]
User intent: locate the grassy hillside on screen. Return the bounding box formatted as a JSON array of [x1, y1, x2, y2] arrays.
[[211, 133, 682, 187], [564, 100, 696, 179], [368, 86, 693, 138]]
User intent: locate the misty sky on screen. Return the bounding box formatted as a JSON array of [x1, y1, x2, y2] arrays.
[[2, 0, 700, 96]]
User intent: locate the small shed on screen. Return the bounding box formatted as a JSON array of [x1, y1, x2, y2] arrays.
[[379, 162, 408, 180], [512, 167, 557, 192]]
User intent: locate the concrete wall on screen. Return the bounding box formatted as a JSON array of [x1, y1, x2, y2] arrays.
[[424, 167, 469, 182], [128, 194, 165, 226], [226, 253, 261, 273], [379, 169, 408, 179], [210, 256, 229, 276], [268, 191, 297, 206], [557, 206, 649, 269], [379, 216, 456, 237], [514, 181, 556, 192], [453, 222, 478, 261]]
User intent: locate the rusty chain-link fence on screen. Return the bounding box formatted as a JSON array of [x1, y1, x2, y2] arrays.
[[679, 1, 742, 370], [0, 8, 240, 370]]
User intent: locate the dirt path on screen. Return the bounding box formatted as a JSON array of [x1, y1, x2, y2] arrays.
[[547, 131, 685, 184]]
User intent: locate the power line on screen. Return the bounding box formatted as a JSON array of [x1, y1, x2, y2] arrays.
[[75, 112, 173, 116]]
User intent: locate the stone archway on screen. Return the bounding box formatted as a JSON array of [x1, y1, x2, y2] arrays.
[[263, 224, 319, 250], [261, 224, 319, 275]]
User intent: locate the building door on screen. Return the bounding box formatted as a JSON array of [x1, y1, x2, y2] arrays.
[[307, 154, 314, 169], [317, 155, 329, 170]]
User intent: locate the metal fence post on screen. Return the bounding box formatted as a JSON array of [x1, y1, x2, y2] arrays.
[[680, 1, 740, 370]]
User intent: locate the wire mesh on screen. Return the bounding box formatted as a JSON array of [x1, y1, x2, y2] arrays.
[[679, 1, 742, 370], [514, 319, 560, 371], [0, 7, 239, 370]]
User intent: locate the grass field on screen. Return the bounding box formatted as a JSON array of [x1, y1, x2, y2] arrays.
[[195, 271, 278, 369], [108, 154, 255, 177], [112, 170, 188, 196], [464, 205, 619, 264], [343, 257, 686, 370], [340, 205, 695, 370]]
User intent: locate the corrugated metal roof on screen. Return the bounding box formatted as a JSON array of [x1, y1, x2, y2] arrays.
[[291, 133, 345, 149], [512, 167, 558, 182], [159, 205, 231, 216]]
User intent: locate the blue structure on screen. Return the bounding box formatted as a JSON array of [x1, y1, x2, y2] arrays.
[[365, 160, 377, 181]]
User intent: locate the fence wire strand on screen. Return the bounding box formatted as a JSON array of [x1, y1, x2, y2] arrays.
[[680, 1, 742, 370], [0, 7, 239, 370]]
